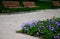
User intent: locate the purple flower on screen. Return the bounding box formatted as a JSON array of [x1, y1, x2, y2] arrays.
[[55, 22, 60, 26], [21, 23, 30, 31], [30, 23, 35, 28], [21, 23, 29, 28], [54, 35, 60, 39], [57, 23, 60, 26], [56, 22, 59, 24], [30, 20, 38, 23], [48, 26, 55, 31], [47, 25, 55, 31], [28, 21, 36, 28]]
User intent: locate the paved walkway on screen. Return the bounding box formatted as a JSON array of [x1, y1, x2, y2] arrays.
[[0, 9, 60, 39]]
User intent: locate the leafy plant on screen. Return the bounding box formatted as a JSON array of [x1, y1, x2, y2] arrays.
[[16, 17, 60, 39]]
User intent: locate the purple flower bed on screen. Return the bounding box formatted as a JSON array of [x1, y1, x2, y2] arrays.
[[16, 17, 60, 39]]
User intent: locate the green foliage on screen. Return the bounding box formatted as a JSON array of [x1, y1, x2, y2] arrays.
[[40, 28, 55, 39], [17, 17, 60, 39], [0, 1, 2, 12], [35, 1, 53, 9], [55, 18, 60, 21], [27, 26, 38, 36]]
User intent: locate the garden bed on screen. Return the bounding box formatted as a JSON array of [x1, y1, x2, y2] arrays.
[[17, 17, 60, 39]]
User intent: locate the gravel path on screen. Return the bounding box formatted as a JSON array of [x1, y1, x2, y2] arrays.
[[0, 9, 60, 39]]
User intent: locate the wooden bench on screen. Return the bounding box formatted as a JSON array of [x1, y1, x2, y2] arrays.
[[23, 1, 40, 8], [52, 1, 60, 6], [2, 1, 22, 8]]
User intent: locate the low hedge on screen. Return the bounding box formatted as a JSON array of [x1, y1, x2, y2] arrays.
[[2, 7, 41, 13]]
